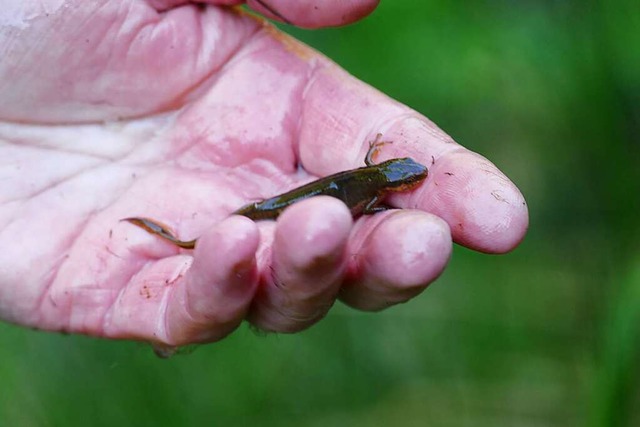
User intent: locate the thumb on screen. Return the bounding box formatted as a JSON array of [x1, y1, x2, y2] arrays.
[[247, 0, 380, 28], [149, 1, 380, 28]]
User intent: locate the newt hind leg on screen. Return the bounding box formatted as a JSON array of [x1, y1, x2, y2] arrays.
[[122, 217, 196, 249]]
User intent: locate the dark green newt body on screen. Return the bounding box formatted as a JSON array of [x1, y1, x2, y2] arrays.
[[124, 141, 428, 249]]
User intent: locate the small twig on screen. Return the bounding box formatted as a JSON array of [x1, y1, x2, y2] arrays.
[[253, 0, 292, 25]]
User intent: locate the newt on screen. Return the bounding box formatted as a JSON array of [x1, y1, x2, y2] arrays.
[[124, 138, 428, 249]]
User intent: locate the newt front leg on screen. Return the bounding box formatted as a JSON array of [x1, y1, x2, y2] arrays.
[[362, 195, 389, 214], [364, 133, 392, 166]]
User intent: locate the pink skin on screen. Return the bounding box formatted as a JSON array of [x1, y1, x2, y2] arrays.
[[0, 1, 528, 348]]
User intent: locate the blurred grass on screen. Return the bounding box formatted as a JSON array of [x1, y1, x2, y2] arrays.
[[1, 0, 639, 425], [590, 257, 640, 427]]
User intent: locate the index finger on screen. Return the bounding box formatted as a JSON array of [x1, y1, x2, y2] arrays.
[[297, 65, 528, 254]]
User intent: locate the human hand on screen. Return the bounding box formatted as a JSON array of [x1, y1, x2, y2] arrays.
[[0, 1, 528, 350]]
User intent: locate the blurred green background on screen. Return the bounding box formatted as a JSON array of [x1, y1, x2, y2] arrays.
[[2, 1, 639, 425]]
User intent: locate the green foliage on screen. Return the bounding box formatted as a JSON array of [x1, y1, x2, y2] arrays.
[[1, 1, 638, 425]]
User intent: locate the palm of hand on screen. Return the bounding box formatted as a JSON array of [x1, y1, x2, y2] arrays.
[[0, 1, 528, 348]]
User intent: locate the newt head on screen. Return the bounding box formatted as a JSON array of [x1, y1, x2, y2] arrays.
[[377, 157, 429, 191]]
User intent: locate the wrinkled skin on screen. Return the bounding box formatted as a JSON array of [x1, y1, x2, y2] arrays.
[[0, 0, 528, 349]]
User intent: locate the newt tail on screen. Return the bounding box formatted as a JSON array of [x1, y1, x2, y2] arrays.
[[122, 217, 196, 249]]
